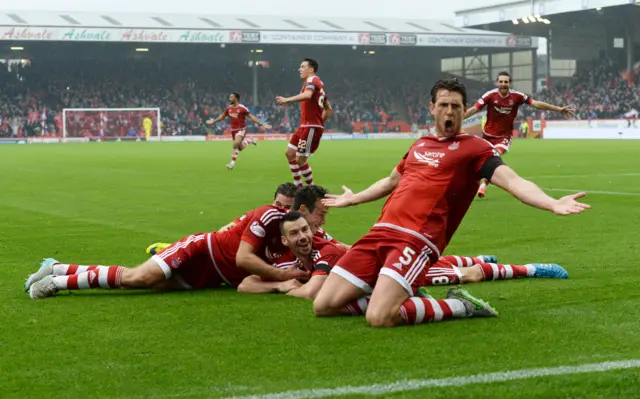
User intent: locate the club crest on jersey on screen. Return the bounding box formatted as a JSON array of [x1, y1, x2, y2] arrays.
[[171, 258, 182, 269], [250, 222, 266, 238], [448, 141, 460, 151]]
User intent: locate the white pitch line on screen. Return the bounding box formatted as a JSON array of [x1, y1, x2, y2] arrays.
[[525, 172, 640, 180], [224, 360, 640, 399], [544, 188, 640, 196]]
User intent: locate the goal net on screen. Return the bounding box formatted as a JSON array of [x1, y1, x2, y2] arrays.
[[62, 108, 161, 139]]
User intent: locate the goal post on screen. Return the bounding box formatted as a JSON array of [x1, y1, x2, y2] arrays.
[[62, 108, 161, 139]]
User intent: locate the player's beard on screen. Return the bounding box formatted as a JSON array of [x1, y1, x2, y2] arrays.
[[294, 236, 312, 258]]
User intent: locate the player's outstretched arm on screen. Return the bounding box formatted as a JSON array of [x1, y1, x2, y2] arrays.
[[238, 275, 301, 294], [207, 112, 226, 125], [464, 106, 479, 120], [218, 221, 236, 232], [276, 90, 313, 105], [237, 241, 311, 281], [248, 113, 272, 130], [530, 100, 574, 119], [490, 165, 590, 215], [322, 167, 401, 208], [287, 275, 327, 299]]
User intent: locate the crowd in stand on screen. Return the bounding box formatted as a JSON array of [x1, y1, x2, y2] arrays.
[[0, 55, 638, 137]]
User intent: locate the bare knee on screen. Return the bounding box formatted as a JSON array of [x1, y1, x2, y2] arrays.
[[295, 156, 307, 166], [313, 296, 337, 317], [285, 149, 295, 162], [365, 308, 399, 328], [461, 266, 484, 284]]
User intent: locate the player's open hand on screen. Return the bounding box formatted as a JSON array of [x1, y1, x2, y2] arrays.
[[263, 123, 272, 130], [322, 185, 355, 208], [551, 192, 590, 215], [560, 106, 575, 119], [281, 265, 311, 281], [205, 118, 214, 125], [277, 279, 302, 293], [276, 96, 288, 105]]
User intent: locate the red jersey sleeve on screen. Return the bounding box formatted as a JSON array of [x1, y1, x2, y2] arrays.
[[223, 106, 230, 117], [305, 76, 320, 92], [474, 91, 494, 110], [312, 243, 347, 277], [517, 92, 533, 105], [241, 206, 286, 248], [471, 139, 502, 179], [240, 106, 250, 117]]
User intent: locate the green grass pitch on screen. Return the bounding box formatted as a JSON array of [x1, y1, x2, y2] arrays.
[[1, 139, 640, 398]]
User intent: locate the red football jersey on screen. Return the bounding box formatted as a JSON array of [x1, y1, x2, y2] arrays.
[[474, 89, 533, 137], [224, 104, 250, 132], [299, 75, 326, 128], [208, 204, 289, 285], [373, 134, 500, 260], [272, 236, 346, 277]]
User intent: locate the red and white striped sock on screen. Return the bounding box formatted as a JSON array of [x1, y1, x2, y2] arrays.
[[288, 161, 303, 188], [346, 295, 371, 315], [230, 149, 239, 164], [52, 263, 100, 275], [299, 163, 313, 185], [441, 255, 484, 267], [52, 266, 125, 290], [478, 263, 534, 281], [399, 297, 467, 325]]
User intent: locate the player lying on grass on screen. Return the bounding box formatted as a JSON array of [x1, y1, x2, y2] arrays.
[[237, 212, 347, 298], [25, 184, 315, 299], [146, 184, 349, 256], [312, 78, 589, 327]]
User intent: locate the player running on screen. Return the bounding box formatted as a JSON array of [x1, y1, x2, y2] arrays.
[[314, 78, 589, 327], [207, 93, 272, 170], [465, 72, 574, 198], [276, 58, 332, 188], [238, 212, 346, 298]]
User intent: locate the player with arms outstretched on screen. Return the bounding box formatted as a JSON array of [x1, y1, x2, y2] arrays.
[[314, 78, 589, 327], [276, 58, 332, 188], [207, 92, 272, 170], [465, 72, 574, 198]]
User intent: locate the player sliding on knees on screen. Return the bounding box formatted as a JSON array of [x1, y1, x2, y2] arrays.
[[207, 92, 271, 170], [465, 71, 574, 198], [276, 58, 332, 188], [313, 78, 589, 327]]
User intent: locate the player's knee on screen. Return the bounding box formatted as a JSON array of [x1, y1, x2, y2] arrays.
[[121, 267, 163, 288], [295, 157, 306, 166], [462, 266, 484, 283], [312, 296, 333, 317], [365, 308, 397, 328]]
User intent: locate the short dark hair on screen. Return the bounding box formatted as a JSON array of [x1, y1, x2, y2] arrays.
[[303, 58, 319, 73], [231, 92, 240, 101], [293, 185, 328, 213], [496, 72, 511, 82], [430, 78, 468, 107], [274, 182, 298, 199], [280, 211, 305, 235]]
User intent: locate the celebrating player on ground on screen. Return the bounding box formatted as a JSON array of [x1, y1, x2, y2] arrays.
[[237, 212, 346, 298], [145, 182, 298, 256], [276, 58, 332, 188], [314, 78, 589, 327], [207, 92, 272, 170], [25, 185, 310, 299], [465, 72, 574, 198]]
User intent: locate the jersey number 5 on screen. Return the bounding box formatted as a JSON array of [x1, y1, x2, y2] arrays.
[[398, 247, 417, 266]]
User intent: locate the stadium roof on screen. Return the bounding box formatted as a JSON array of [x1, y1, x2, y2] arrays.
[[454, 0, 638, 28], [0, 11, 507, 35]]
